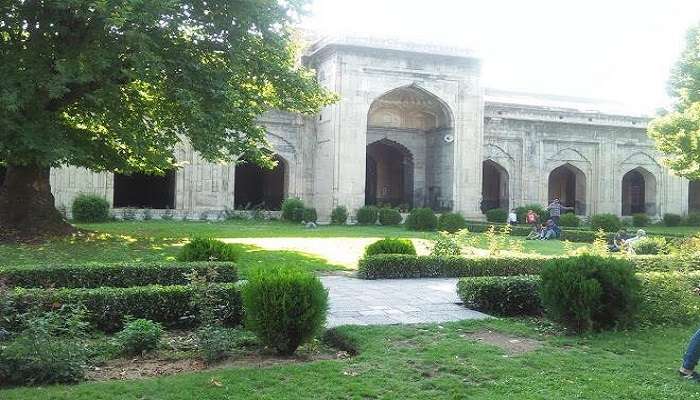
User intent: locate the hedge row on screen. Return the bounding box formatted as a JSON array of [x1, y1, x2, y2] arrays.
[[0, 262, 238, 289], [456, 272, 700, 327], [7, 283, 243, 332], [358, 254, 699, 279]]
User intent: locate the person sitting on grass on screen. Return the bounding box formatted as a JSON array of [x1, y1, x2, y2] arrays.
[[539, 219, 559, 240], [609, 228, 628, 252], [680, 300, 700, 381], [526, 223, 543, 240]]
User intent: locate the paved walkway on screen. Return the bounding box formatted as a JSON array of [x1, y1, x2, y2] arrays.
[[321, 276, 489, 327]]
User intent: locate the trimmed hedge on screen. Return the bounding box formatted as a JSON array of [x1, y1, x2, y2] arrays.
[[358, 255, 544, 279], [364, 238, 416, 257], [663, 213, 682, 227], [7, 283, 243, 332], [457, 275, 542, 316], [378, 208, 402, 226], [0, 262, 238, 289], [71, 194, 110, 223], [485, 208, 508, 223], [404, 208, 438, 231], [438, 212, 467, 233]]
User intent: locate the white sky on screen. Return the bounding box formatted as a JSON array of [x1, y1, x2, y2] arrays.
[[302, 0, 700, 114]]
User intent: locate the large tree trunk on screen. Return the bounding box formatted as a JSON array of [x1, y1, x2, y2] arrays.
[[0, 165, 75, 242]]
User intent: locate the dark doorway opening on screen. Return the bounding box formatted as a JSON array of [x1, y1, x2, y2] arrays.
[[622, 169, 646, 215], [113, 170, 176, 209], [234, 156, 286, 210], [0, 166, 6, 188], [690, 181, 700, 213], [481, 160, 508, 212], [365, 140, 414, 208], [548, 164, 586, 215]]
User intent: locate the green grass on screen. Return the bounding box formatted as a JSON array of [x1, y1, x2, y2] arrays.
[[2, 319, 698, 399]]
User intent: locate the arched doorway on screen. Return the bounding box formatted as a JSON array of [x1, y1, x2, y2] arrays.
[[366, 85, 454, 210], [234, 155, 286, 210], [481, 160, 509, 212], [689, 181, 700, 213], [365, 140, 414, 208], [622, 168, 657, 215], [548, 164, 586, 215], [113, 170, 176, 209]]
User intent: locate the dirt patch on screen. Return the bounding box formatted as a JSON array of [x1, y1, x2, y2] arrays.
[[463, 330, 542, 356]]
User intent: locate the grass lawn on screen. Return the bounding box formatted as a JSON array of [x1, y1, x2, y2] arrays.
[[2, 318, 698, 399]]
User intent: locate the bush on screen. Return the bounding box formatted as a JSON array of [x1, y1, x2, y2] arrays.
[[364, 238, 416, 257], [632, 237, 669, 255], [515, 204, 550, 224], [378, 208, 402, 225], [431, 231, 461, 256], [457, 276, 541, 316], [632, 213, 649, 227], [356, 206, 379, 224], [281, 198, 305, 222], [116, 319, 163, 356], [540, 255, 639, 333], [686, 212, 700, 226], [358, 254, 544, 279], [485, 208, 507, 223], [405, 208, 438, 231], [242, 267, 328, 355], [7, 283, 243, 332], [0, 309, 88, 386], [71, 194, 110, 223], [330, 206, 348, 225], [559, 213, 580, 227], [196, 325, 232, 364], [637, 272, 700, 326], [438, 212, 467, 233], [0, 262, 237, 289], [590, 213, 622, 232], [663, 213, 682, 227], [177, 238, 240, 262], [302, 207, 317, 223]]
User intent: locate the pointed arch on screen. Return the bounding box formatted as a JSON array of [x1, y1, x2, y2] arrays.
[[548, 163, 587, 215], [621, 166, 657, 216], [365, 139, 414, 207], [481, 159, 510, 212]]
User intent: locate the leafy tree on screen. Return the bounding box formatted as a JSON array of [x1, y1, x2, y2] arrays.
[[0, 0, 335, 240], [648, 23, 700, 179]]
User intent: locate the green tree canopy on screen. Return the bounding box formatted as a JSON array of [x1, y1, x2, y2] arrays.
[[0, 0, 335, 240], [648, 23, 700, 179]]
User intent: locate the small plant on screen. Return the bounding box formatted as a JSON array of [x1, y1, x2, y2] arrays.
[[356, 206, 379, 224], [364, 238, 417, 257], [663, 213, 682, 227], [632, 213, 649, 227], [302, 207, 317, 223], [242, 266, 328, 355], [177, 237, 240, 262], [196, 325, 232, 364], [632, 237, 669, 255], [590, 213, 622, 232], [71, 193, 110, 222], [199, 210, 210, 221], [437, 212, 467, 233], [115, 319, 163, 356], [485, 208, 508, 223], [686, 212, 700, 226], [405, 208, 438, 231], [559, 212, 580, 227], [378, 208, 402, 225], [281, 198, 305, 222], [431, 231, 461, 256], [330, 206, 348, 224]]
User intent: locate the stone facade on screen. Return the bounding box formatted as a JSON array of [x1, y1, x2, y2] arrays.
[[50, 36, 694, 221]]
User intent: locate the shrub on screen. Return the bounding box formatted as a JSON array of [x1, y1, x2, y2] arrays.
[[590, 213, 622, 232], [71, 194, 110, 223], [457, 276, 541, 316], [116, 319, 163, 356], [356, 206, 379, 224], [559, 213, 580, 227], [485, 208, 507, 223], [539, 255, 639, 333], [632, 237, 669, 255], [0, 262, 237, 289], [431, 231, 461, 256], [177, 238, 240, 262], [330, 206, 348, 225], [196, 325, 232, 364], [636, 272, 700, 326], [378, 208, 402, 225], [632, 213, 649, 227], [242, 267, 328, 355], [364, 238, 416, 257], [686, 212, 700, 226], [663, 213, 682, 227], [302, 207, 317, 223], [515, 204, 550, 224], [405, 208, 438, 231], [0, 308, 88, 386], [438, 212, 467, 233], [281, 198, 305, 222]]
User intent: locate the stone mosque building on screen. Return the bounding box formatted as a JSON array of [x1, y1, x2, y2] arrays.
[[38, 37, 700, 221]]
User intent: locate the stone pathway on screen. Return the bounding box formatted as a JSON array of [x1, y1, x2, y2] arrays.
[[321, 276, 489, 327]]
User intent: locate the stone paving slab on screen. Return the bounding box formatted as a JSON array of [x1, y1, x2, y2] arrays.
[[321, 276, 489, 327]]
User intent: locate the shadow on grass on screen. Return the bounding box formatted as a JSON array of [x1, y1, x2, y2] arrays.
[[231, 243, 348, 278]]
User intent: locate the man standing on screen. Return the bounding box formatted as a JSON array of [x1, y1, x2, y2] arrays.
[[546, 198, 573, 226]]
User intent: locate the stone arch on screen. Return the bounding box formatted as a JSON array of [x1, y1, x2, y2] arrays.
[[621, 166, 657, 216], [365, 139, 414, 208], [368, 84, 455, 129], [547, 163, 587, 215], [234, 155, 288, 210], [481, 159, 510, 212], [547, 147, 590, 164]]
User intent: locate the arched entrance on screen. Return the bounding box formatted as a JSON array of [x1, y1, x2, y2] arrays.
[[366, 85, 454, 210], [689, 181, 700, 213], [365, 140, 414, 207], [622, 168, 657, 215], [481, 160, 509, 212], [548, 164, 586, 215], [234, 155, 286, 210], [113, 170, 176, 209]]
